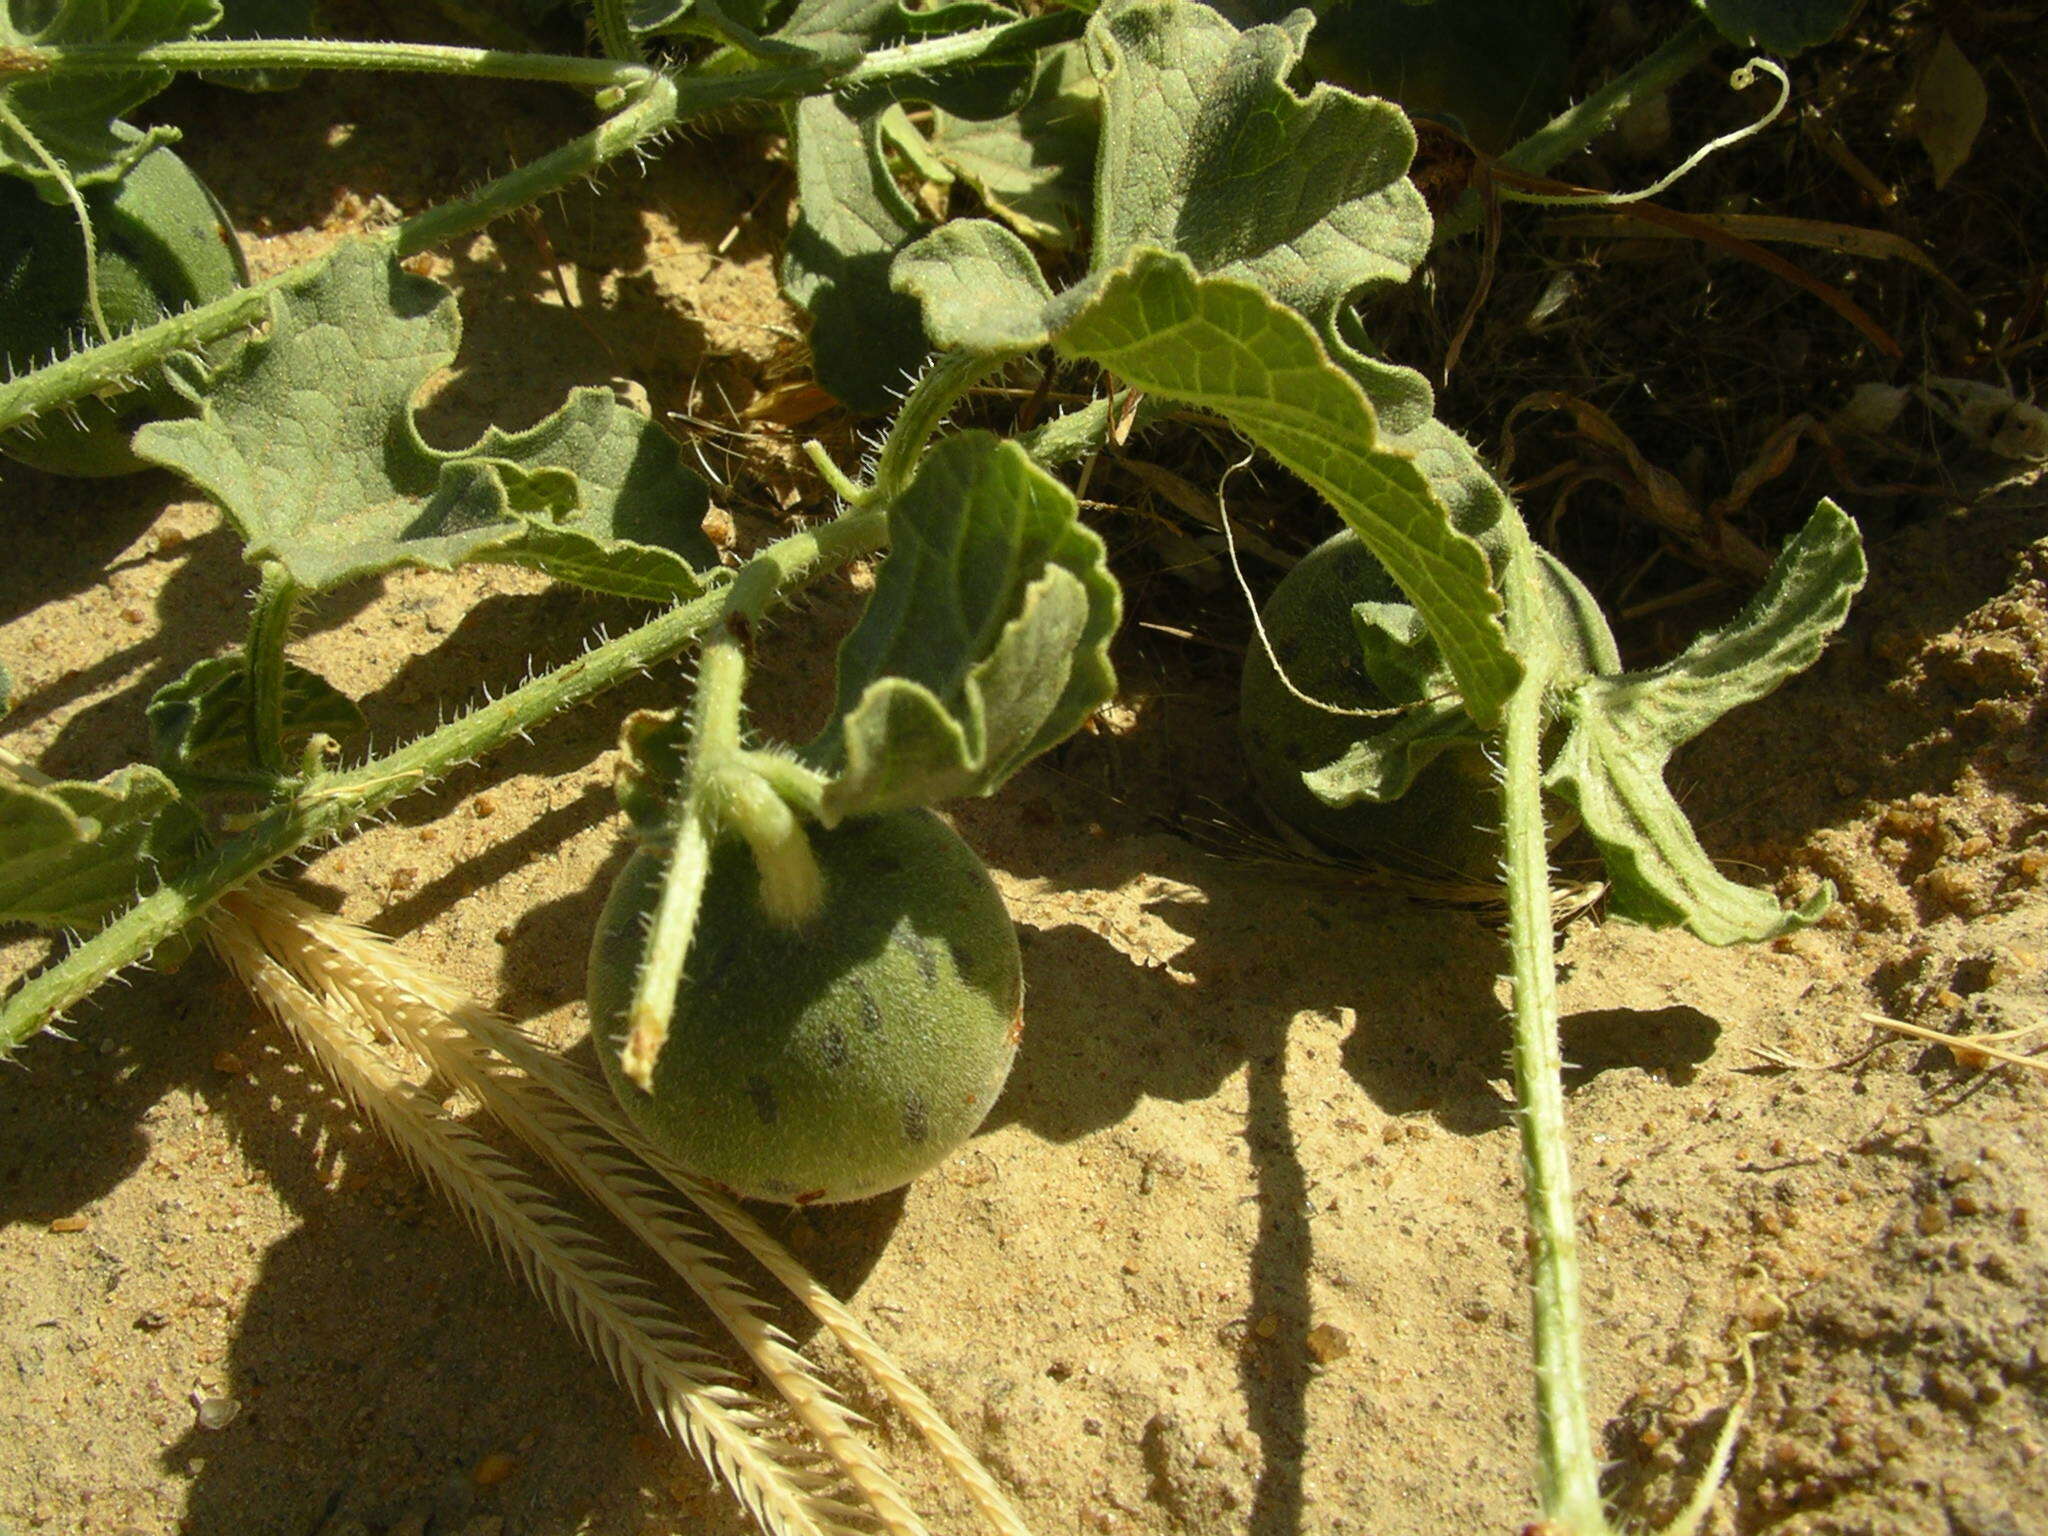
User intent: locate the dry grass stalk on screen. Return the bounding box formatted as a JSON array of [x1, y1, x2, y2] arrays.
[[221, 883, 1037, 1536], [206, 898, 866, 1536], [1861, 1011, 2048, 1076]]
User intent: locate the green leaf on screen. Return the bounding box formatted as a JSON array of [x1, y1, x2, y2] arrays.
[[146, 654, 365, 790], [133, 243, 716, 596], [1086, 0, 1433, 414], [1694, 0, 1857, 54], [782, 94, 932, 414], [1545, 502, 1867, 944], [810, 430, 1120, 820], [0, 764, 200, 931], [1054, 249, 1519, 727], [613, 706, 690, 833], [929, 38, 1099, 248], [0, 0, 223, 191], [891, 219, 1056, 354]]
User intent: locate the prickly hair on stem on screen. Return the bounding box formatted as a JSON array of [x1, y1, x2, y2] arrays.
[[205, 898, 867, 1536]]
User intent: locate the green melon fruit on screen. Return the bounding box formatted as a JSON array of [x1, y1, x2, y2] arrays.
[[1240, 529, 1510, 880], [589, 809, 1023, 1205], [1, 146, 248, 477]]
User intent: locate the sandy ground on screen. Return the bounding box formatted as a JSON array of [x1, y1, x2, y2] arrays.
[[3, 25, 2047, 1536]]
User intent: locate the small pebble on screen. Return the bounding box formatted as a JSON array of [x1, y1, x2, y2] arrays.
[[472, 1451, 520, 1487], [1305, 1323, 1351, 1364], [194, 1394, 241, 1430], [48, 1215, 88, 1234], [212, 1051, 247, 1075]]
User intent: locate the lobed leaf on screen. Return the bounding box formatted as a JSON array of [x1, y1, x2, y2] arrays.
[[133, 243, 716, 595], [1053, 249, 1520, 727], [810, 430, 1120, 820], [0, 764, 201, 931], [1086, 0, 1435, 425], [0, 0, 222, 190], [1545, 501, 1867, 944]]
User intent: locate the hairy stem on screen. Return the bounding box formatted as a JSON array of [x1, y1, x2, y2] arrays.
[[17, 37, 654, 89], [865, 349, 1016, 505], [1497, 564, 1606, 1531], [245, 564, 301, 779], [0, 9, 1084, 436], [0, 508, 888, 1054]]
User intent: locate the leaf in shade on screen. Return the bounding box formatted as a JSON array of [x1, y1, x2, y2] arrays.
[[929, 39, 1099, 248], [781, 95, 933, 415], [0, 0, 222, 190], [1546, 502, 1867, 944], [1694, 0, 1858, 54], [810, 431, 1120, 820], [133, 243, 715, 597]]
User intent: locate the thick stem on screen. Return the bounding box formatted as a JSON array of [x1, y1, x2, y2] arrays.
[[245, 564, 301, 779], [1498, 569, 1607, 1531], [0, 508, 889, 1054], [1434, 16, 1721, 245]]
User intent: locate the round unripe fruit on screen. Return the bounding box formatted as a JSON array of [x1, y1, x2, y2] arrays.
[[1, 146, 248, 477], [1240, 529, 1509, 880], [589, 810, 1023, 1205]]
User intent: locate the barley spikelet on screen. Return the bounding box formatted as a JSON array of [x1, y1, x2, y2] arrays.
[[230, 886, 1035, 1536], [226, 887, 930, 1536], [206, 905, 860, 1536]]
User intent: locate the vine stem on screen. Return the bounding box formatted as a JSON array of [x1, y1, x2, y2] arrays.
[[11, 38, 654, 89], [1497, 550, 1608, 1533], [1434, 15, 1721, 245], [0, 509, 889, 1055], [864, 349, 1016, 505], [0, 9, 1084, 439]]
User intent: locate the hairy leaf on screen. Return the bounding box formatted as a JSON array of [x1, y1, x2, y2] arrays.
[[811, 431, 1120, 820], [0, 764, 200, 930], [930, 39, 1099, 248], [1086, 0, 1432, 417], [1546, 502, 1866, 944], [782, 95, 932, 414], [147, 654, 365, 790], [1694, 0, 1857, 54], [0, 0, 222, 190], [133, 243, 715, 595], [1055, 250, 1518, 726], [891, 219, 1056, 354]]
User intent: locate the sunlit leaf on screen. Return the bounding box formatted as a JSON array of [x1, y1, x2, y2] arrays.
[[810, 431, 1120, 819], [0, 764, 201, 931], [134, 243, 716, 596], [147, 654, 365, 790]]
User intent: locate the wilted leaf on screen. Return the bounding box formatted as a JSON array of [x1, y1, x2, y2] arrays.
[[810, 431, 1120, 819], [1547, 502, 1866, 944], [134, 243, 716, 596], [0, 0, 222, 190]]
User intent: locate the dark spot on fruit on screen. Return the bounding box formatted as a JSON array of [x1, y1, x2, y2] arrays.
[[855, 980, 883, 1033], [820, 1020, 849, 1070], [894, 923, 940, 984], [745, 1074, 778, 1125], [867, 852, 904, 876], [794, 1188, 829, 1205], [901, 1089, 929, 1145]]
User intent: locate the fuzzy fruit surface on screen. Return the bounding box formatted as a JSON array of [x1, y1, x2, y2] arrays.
[[0, 146, 247, 477], [590, 810, 1024, 1205], [1240, 529, 1508, 881]]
